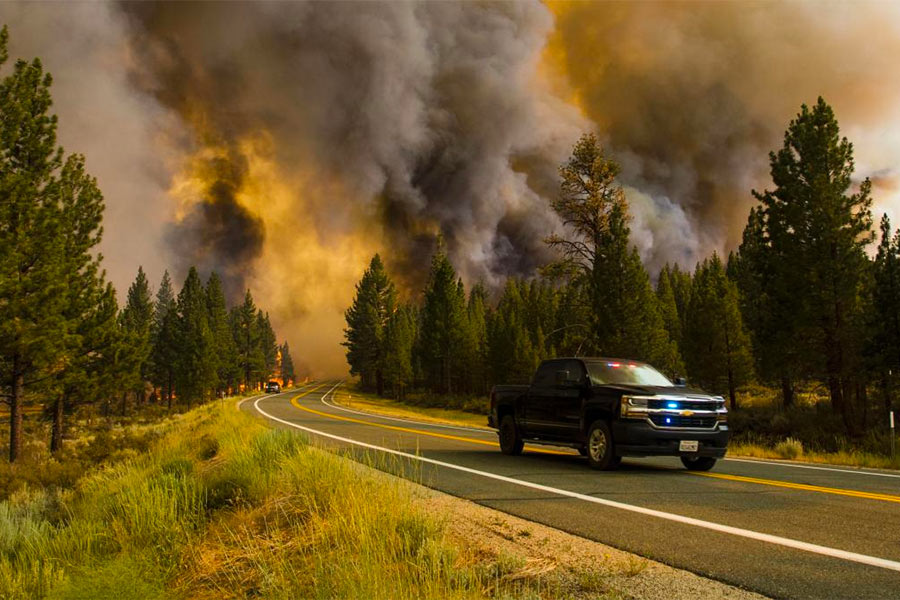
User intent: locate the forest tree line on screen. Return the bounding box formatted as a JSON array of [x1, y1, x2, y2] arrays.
[[345, 98, 898, 438], [0, 27, 293, 463]]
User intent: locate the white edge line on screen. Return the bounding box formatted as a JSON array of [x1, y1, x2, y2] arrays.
[[321, 393, 494, 434], [724, 456, 900, 479], [251, 383, 900, 574]]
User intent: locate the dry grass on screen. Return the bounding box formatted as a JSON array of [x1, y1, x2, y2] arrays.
[[1, 398, 645, 599], [333, 388, 490, 430]]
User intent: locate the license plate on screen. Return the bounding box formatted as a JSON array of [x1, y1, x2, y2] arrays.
[[679, 440, 699, 452]]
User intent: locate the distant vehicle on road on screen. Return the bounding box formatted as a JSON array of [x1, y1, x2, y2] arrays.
[[489, 357, 729, 471], [265, 381, 281, 394]]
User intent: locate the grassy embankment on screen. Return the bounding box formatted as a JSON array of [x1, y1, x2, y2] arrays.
[[335, 385, 900, 470], [1, 396, 636, 599]]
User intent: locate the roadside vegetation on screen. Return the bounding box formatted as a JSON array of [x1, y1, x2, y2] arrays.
[[343, 98, 900, 468], [1, 400, 646, 600]]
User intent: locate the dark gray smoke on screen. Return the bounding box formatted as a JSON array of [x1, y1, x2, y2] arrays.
[[120, 0, 584, 291], [166, 149, 265, 300]]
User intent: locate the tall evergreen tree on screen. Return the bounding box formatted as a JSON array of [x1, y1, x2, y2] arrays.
[[487, 279, 543, 385], [257, 311, 278, 387], [753, 98, 873, 429], [683, 255, 754, 407], [462, 284, 490, 393], [419, 245, 467, 393], [205, 272, 237, 395], [0, 29, 106, 461], [871, 214, 900, 416], [383, 305, 417, 399], [546, 133, 678, 374], [342, 254, 397, 394], [656, 265, 683, 354], [174, 267, 216, 405], [151, 271, 178, 408], [51, 282, 119, 452], [731, 206, 799, 406], [279, 341, 295, 387], [119, 267, 154, 414], [232, 290, 263, 390]]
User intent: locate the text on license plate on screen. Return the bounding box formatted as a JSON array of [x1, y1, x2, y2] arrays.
[[679, 440, 699, 452]]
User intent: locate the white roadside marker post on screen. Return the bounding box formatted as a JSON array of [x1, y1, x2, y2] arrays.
[[891, 411, 896, 462]]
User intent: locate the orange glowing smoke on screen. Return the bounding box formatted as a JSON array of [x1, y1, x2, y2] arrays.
[[169, 132, 380, 377]]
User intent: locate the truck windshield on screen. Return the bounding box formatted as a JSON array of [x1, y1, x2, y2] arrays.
[[586, 361, 673, 387]]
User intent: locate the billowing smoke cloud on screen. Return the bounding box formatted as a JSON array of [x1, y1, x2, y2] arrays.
[[120, 1, 585, 294], [547, 0, 900, 271], [7, 1, 900, 375]]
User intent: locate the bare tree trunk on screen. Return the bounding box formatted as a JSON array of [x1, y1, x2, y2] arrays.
[[120, 391, 128, 417], [727, 367, 737, 410], [8, 357, 24, 463], [167, 370, 173, 411], [50, 393, 65, 454], [781, 375, 794, 408]]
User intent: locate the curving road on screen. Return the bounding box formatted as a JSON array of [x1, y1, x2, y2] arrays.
[[241, 382, 900, 599]]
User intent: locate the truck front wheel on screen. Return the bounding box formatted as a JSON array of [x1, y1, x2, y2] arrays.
[[586, 420, 617, 470], [681, 456, 717, 471], [499, 415, 524, 455]]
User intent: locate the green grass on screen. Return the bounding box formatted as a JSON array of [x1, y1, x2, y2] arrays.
[[0, 399, 626, 599]]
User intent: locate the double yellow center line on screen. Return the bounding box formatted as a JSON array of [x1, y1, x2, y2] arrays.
[[691, 471, 900, 504], [282, 386, 900, 505]]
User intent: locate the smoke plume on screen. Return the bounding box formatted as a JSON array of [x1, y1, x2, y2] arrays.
[[6, 1, 900, 375]]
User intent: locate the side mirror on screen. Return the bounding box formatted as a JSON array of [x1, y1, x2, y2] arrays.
[[674, 376, 687, 387]]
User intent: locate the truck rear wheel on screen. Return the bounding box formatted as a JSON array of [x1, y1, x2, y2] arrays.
[[681, 456, 717, 471], [586, 420, 617, 470], [499, 415, 524, 455]]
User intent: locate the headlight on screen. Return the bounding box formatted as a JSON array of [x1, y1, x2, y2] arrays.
[[620, 395, 648, 417]]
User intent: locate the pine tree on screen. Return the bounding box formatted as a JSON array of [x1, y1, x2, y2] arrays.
[[232, 290, 263, 390], [0, 29, 107, 461], [546, 134, 678, 374], [279, 341, 295, 387], [383, 305, 417, 399], [683, 255, 754, 407], [206, 272, 237, 395], [656, 265, 683, 352], [753, 98, 873, 429], [487, 279, 542, 385], [257, 311, 278, 387], [463, 284, 490, 393], [730, 206, 798, 406], [151, 271, 178, 408], [872, 214, 900, 416], [174, 267, 216, 405], [118, 267, 154, 415], [50, 279, 119, 453], [419, 245, 467, 393], [342, 254, 397, 394]]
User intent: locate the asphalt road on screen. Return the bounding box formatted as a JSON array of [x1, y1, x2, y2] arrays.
[[242, 382, 900, 599]]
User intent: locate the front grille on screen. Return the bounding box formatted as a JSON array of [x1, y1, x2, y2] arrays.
[[649, 415, 717, 428], [647, 399, 719, 411]]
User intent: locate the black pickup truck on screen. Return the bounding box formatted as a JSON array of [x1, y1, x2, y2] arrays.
[[488, 357, 729, 471]]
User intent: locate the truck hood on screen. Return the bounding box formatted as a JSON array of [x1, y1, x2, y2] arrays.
[[593, 384, 716, 398]]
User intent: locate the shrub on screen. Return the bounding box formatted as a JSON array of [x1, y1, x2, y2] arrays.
[[775, 437, 804, 459]]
